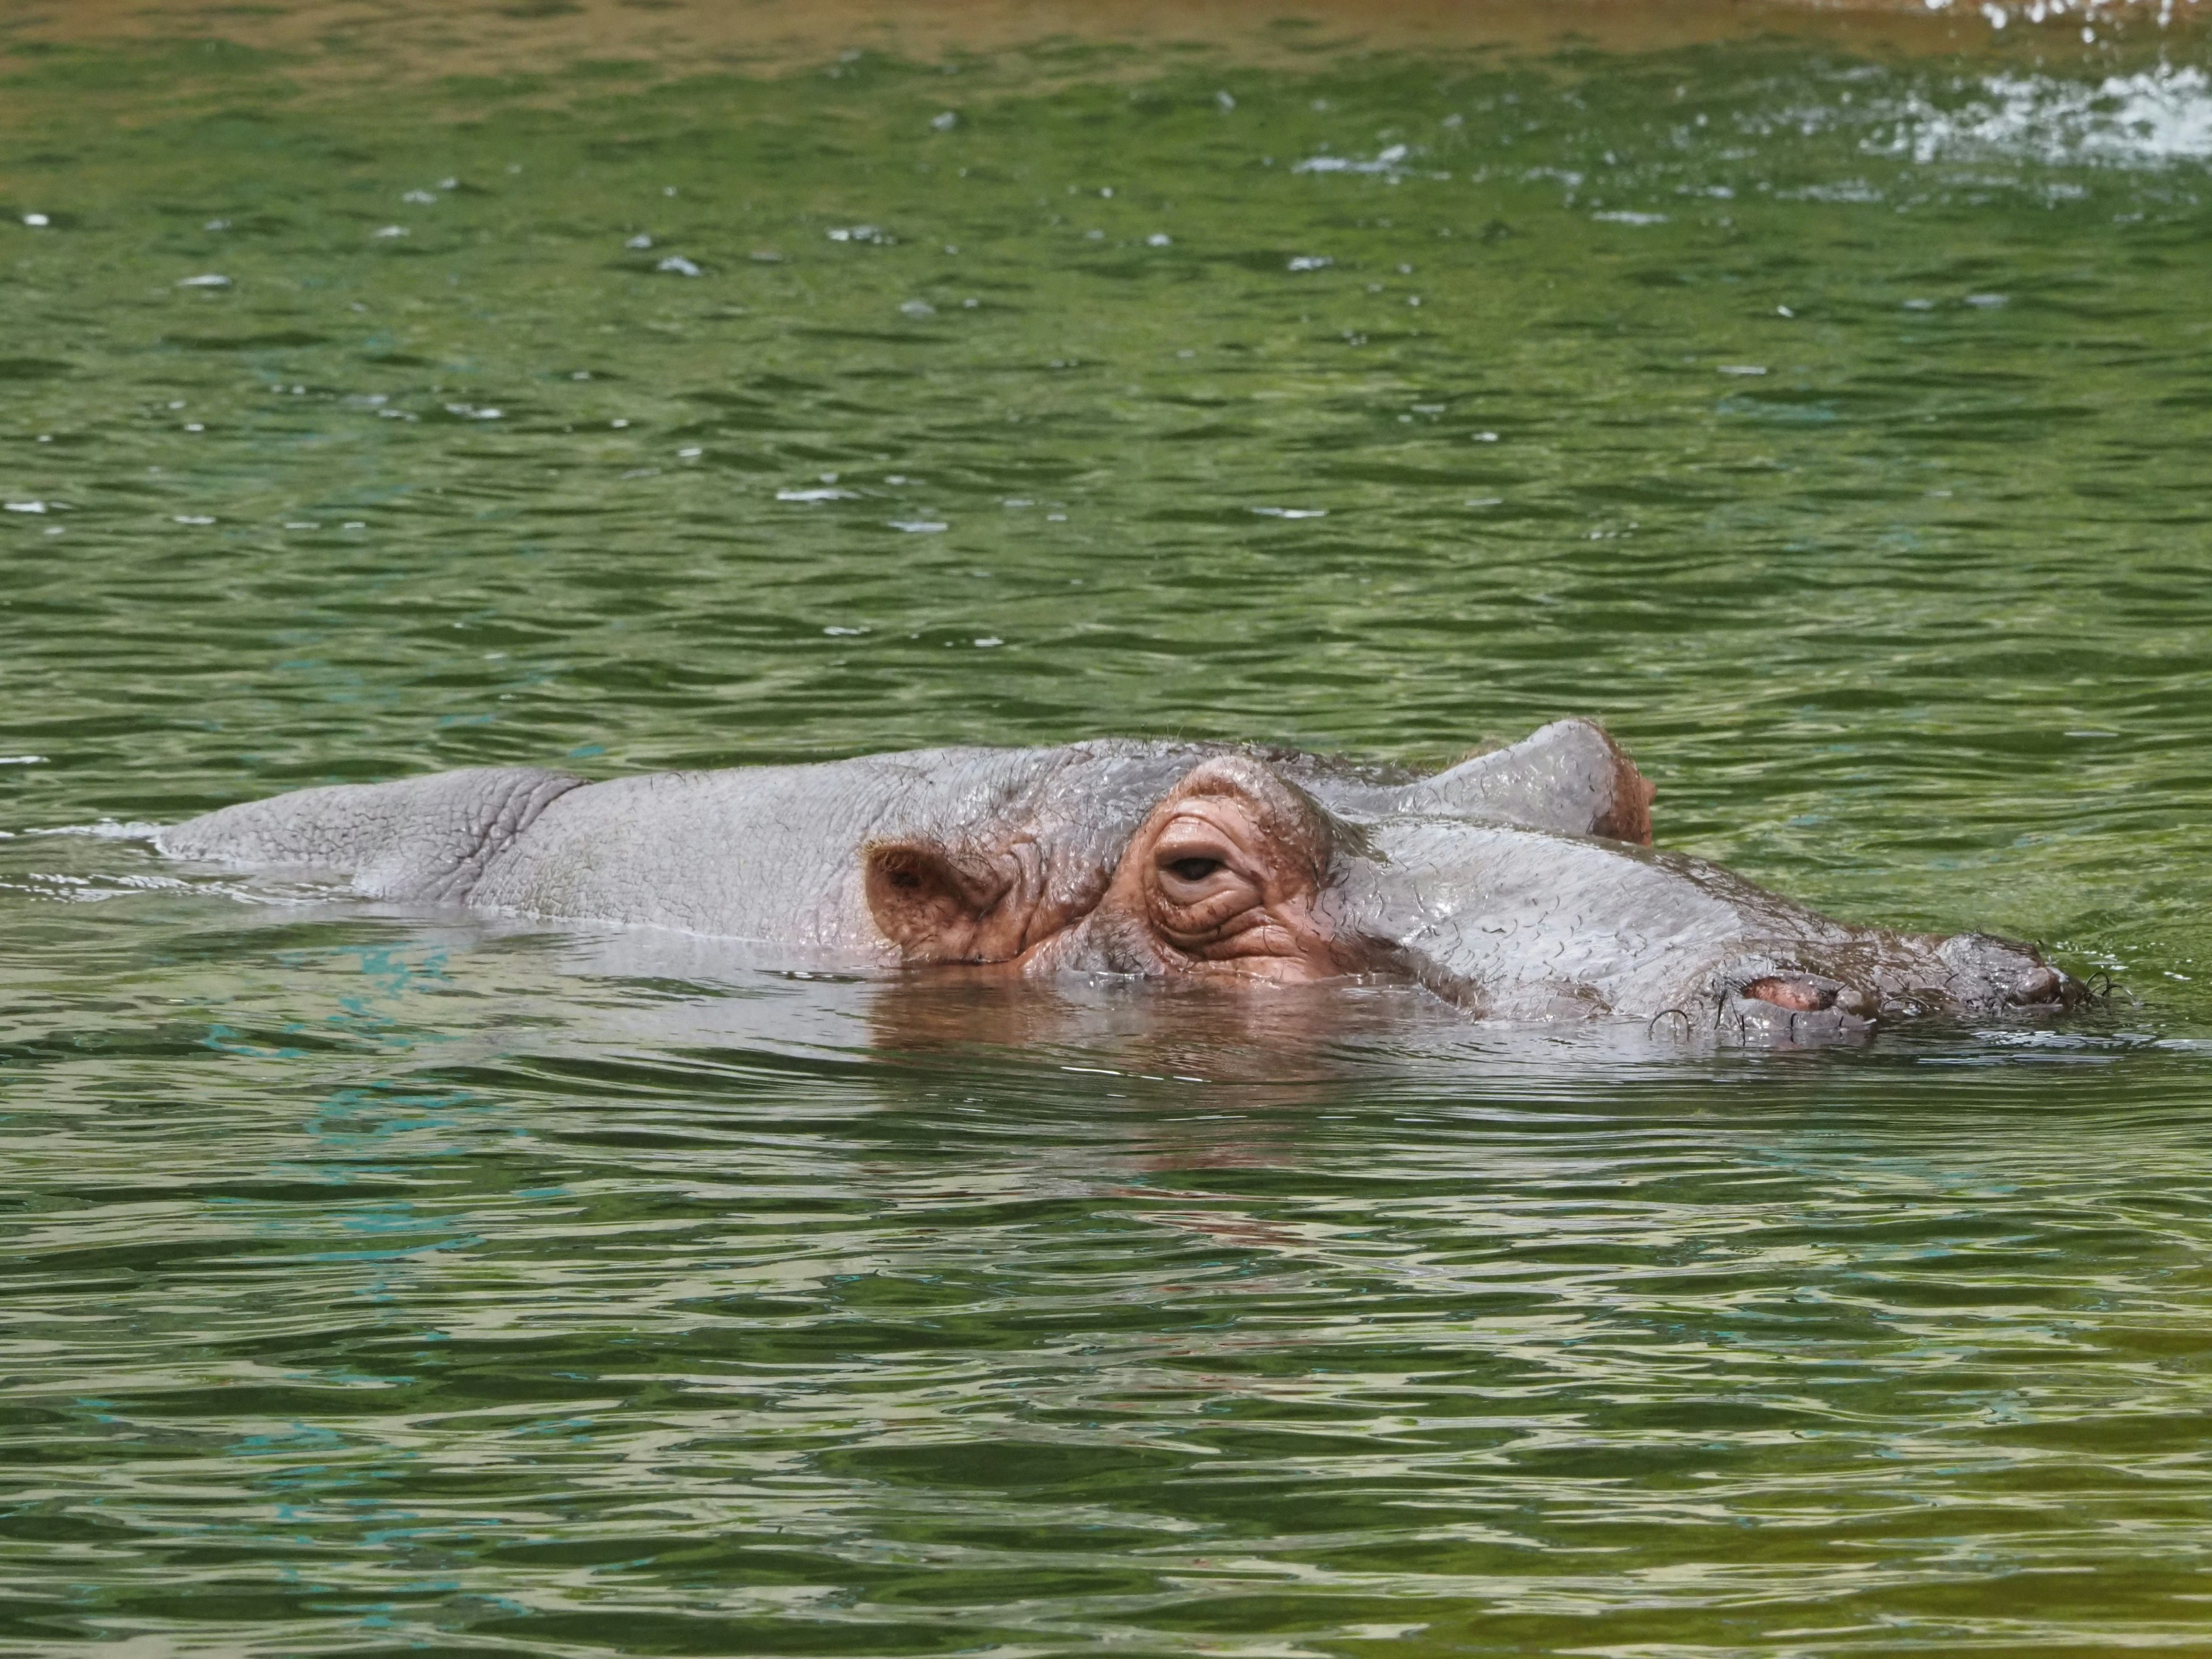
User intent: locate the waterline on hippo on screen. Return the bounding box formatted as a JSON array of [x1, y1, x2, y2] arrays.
[[153, 718, 2083, 1044]]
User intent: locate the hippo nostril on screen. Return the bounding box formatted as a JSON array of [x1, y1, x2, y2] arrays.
[[2012, 964, 2063, 1005], [1743, 975, 1838, 1012]]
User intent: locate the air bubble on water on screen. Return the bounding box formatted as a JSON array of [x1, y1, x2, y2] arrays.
[[373, 226, 408, 238], [1904, 298, 1936, 309], [1472, 431, 1499, 442], [891, 520, 948, 533], [173, 514, 214, 525], [1251, 506, 1327, 519], [824, 625, 868, 636], [445, 403, 502, 419], [777, 487, 855, 503], [342, 521, 365, 530], [1777, 305, 1796, 317], [962, 297, 979, 308], [22, 212, 50, 227], [403, 189, 437, 204], [0, 755, 46, 766], [678, 446, 702, 459], [184, 422, 204, 431], [1045, 512, 1067, 521], [1215, 90, 1236, 111], [821, 472, 839, 483], [1467, 497, 1504, 507], [285, 521, 319, 529], [177, 273, 230, 287], [611, 418, 628, 428], [657, 255, 702, 276], [1147, 232, 1172, 246], [1965, 293, 2009, 307], [1719, 365, 1768, 376], [627, 233, 654, 249], [663, 186, 677, 196], [1286, 255, 1332, 271], [203, 218, 229, 230], [899, 298, 937, 318], [5, 501, 47, 514], [931, 111, 957, 131], [440, 177, 459, 191], [1593, 210, 1668, 225]]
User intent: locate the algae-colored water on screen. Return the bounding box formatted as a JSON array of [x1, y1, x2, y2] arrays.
[[3, 7, 2211, 1653]]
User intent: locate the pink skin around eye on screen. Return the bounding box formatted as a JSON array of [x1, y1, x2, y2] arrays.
[[1142, 805, 1335, 974]]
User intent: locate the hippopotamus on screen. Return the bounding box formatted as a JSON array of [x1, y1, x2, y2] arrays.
[[156, 718, 2080, 1041]]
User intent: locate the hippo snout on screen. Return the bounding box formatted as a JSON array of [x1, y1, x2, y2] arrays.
[[1933, 933, 2083, 1013], [2008, 962, 2070, 1006]]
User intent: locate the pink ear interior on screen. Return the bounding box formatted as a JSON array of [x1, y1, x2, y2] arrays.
[[864, 842, 1010, 963], [1593, 741, 1656, 845]]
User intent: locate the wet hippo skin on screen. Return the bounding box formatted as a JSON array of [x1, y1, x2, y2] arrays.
[[157, 718, 2077, 1040]]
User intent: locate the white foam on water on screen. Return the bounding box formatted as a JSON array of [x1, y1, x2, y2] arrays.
[[27, 820, 166, 840], [1294, 144, 1411, 175], [1886, 65, 2212, 166]]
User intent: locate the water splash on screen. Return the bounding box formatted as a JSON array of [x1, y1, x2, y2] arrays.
[[1887, 65, 2212, 166]]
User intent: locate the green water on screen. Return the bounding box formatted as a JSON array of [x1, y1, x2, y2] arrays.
[[5, 15, 2212, 1653]]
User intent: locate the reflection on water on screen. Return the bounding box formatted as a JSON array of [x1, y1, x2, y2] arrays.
[[2, 4, 2211, 1653]]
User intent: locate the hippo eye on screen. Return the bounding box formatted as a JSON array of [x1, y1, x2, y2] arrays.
[[1166, 856, 1224, 882]]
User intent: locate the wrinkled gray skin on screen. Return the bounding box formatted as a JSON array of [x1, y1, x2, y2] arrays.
[[158, 718, 2078, 1041]]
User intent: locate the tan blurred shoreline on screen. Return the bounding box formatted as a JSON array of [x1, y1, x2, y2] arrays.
[[0, 0, 2199, 87]]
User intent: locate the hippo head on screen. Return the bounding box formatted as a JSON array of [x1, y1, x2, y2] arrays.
[[861, 734, 2078, 1037]]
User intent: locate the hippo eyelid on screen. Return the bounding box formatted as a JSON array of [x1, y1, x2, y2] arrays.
[[1165, 856, 1225, 882]]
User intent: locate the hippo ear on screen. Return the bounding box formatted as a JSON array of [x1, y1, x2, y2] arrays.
[[1407, 718, 1655, 844], [865, 840, 1024, 964]]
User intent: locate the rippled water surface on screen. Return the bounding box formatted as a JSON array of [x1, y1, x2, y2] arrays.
[[4, 5, 2211, 1652]]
